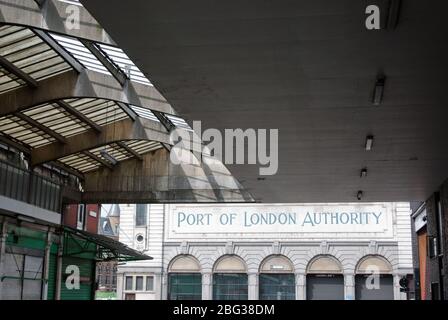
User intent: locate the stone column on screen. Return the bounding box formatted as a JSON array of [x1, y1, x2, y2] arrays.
[[296, 273, 306, 300], [248, 273, 258, 300], [0, 221, 8, 300], [116, 272, 124, 300], [202, 272, 212, 300], [344, 274, 355, 300], [393, 274, 406, 300], [160, 273, 168, 300]]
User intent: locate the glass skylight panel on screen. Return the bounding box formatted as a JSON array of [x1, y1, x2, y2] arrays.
[[98, 44, 152, 85], [59, 153, 100, 173], [0, 25, 72, 89], [90, 143, 130, 162], [0, 115, 54, 148], [64, 98, 128, 126], [23, 103, 91, 138], [49, 33, 111, 75], [130, 105, 160, 122], [126, 140, 162, 154], [166, 114, 193, 130]]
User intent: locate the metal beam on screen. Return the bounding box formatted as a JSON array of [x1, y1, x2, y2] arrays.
[[33, 29, 83, 74], [152, 111, 175, 132], [82, 151, 113, 170], [56, 100, 102, 133], [79, 39, 128, 86], [116, 102, 137, 121], [15, 113, 66, 144], [48, 161, 84, 180], [0, 56, 38, 88], [0, 70, 174, 117], [30, 118, 171, 166], [0, 134, 31, 154], [116, 141, 143, 161]]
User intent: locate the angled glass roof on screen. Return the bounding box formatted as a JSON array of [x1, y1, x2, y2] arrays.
[[166, 114, 193, 130], [0, 25, 72, 94], [0, 115, 55, 148], [130, 105, 160, 122], [57, 140, 162, 173], [97, 44, 152, 85], [49, 33, 111, 75]]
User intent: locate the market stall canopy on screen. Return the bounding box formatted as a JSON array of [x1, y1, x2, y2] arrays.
[[62, 226, 152, 262]]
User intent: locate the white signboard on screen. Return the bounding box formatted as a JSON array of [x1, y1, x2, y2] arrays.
[[166, 203, 394, 240]]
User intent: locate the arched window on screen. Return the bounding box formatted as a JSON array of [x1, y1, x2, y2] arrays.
[[168, 255, 202, 300], [259, 255, 295, 300], [213, 255, 248, 300], [355, 255, 394, 300], [306, 255, 344, 300]]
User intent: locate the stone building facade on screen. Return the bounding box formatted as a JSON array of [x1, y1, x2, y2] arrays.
[[116, 203, 413, 300]]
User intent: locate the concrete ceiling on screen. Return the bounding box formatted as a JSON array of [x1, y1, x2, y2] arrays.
[[81, 0, 448, 203]]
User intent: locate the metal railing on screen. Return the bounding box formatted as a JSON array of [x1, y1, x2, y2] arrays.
[[0, 160, 62, 212]]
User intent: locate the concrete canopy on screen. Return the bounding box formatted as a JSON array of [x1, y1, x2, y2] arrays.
[[81, 0, 448, 202]]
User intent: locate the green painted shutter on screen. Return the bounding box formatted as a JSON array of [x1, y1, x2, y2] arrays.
[[46, 253, 57, 300], [60, 257, 95, 300]]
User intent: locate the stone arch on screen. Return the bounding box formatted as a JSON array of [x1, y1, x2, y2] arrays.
[[355, 255, 393, 274], [259, 255, 295, 273], [168, 255, 202, 273], [306, 255, 343, 274], [213, 255, 247, 273]]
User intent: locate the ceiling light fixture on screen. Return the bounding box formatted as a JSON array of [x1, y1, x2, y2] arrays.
[[100, 149, 118, 166], [365, 135, 374, 151], [372, 76, 386, 106], [357, 191, 363, 201], [360, 168, 368, 178]]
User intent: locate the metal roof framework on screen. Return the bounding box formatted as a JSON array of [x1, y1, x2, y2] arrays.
[[63, 226, 152, 262], [0, 20, 190, 177]]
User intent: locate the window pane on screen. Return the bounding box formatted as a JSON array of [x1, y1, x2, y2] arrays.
[[146, 276, 154, 291], [125, 276, 133, 290], [136, 276, 144, 291], [135, 204, 147, 226], [213, 273, 248, 300], [168, 273, 202, 300], [259, 274, 295, 300]]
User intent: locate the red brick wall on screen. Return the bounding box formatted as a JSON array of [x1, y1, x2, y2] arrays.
[[62, 204, 99, 234]]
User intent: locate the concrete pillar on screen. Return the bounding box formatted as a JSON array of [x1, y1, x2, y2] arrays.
[[344, 274, 355, 300], [41, 230, 53, 300], [296, 273, 306, 300], [161, 273, 168, 300], [116, 273, 124, 300], [248, 273, 258, 300], [0, 221, 8, 300], [202, 272, 212, 300]]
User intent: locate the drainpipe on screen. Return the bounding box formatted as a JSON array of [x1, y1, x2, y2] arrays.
[[42, 229, 53, 300], [0, 220, 8, 299], [55, 230, 64, 300]]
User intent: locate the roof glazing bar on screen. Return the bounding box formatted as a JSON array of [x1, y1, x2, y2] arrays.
[[116, 141, 143, 161], [33, 29, 83, 73], [0, 55, 38, 88], [56, 100, 102, 133], [116, 102, 137, 121], [82, 150, 113, 169], [15, 112, 66, 144], [79, 39, 128, 86]]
